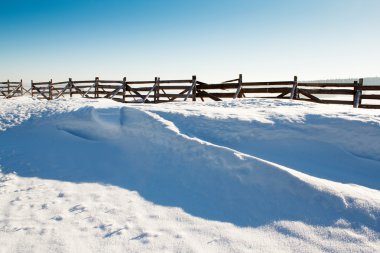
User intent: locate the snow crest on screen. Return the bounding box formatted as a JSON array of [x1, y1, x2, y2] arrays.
[[1, 97, 380, 252]]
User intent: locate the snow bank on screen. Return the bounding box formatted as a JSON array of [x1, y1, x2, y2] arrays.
[[148, 111, 380, 190], [0, 97, 380, 252], [2, 173, 378, 253]]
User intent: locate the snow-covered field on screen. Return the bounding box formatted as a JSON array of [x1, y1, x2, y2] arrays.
[[0, 97, 380, 252]]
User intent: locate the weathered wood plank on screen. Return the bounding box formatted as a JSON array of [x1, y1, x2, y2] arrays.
[[353, 79, 362, 108], [197, 83, 239, 90], [361, 94, 380, 99], [359, 104, 380, 109], [155, 85, 191, 90], [241, 88, 291, 93], [233, 74, 243, 99], [290, 76, 298, 99], [206, 92, 236, 98], [184, 75, 197, 101], [319, 99, 354, 105], [192, 76, 197, 102], [157, 94, 189, 98], [356, 85, 380, 91], [97, 84, 121, 89], [196, 90, 222, 101], [223, 78, 239, 83], [158, 80, 192, 84], [167, 88, 188, 101], [32, 85, 50, 100], [298, 89, 322, 103], [298, 82, 357, 87], [302, 89, 355, 95], [277, 91, 290, 98]]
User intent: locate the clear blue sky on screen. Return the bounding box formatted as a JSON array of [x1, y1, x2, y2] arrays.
[[1, 0, 379, 82]]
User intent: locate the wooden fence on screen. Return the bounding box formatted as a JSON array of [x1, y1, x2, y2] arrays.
[[0, 80, 24, 98], [2, 75, 380, 108]]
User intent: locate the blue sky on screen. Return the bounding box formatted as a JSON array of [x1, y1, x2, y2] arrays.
[[0, 0, 379, 82]]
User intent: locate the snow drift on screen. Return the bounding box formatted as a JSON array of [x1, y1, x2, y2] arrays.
[[152, 111, 380, 190], [0, 105, 379, 232]]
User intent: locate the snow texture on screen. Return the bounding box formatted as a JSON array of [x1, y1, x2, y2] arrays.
[[0, 97, 380, 252]]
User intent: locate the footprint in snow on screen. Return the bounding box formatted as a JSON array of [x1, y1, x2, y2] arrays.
[[51, 216, 63, 221], [85, 216, 97, 223], [130, 232, 157, 244], [14, 187, 33, 192], [10, 197, 21, 205], [95, 223, 112, 231], [69, 204, 86, 214], [103, 227, 128, 238]]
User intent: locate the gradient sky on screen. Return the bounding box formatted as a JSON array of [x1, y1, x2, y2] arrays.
[[1, 0, 379, 83]]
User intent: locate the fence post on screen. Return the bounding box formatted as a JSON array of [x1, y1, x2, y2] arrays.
[[31, 80, 34, 97], [7, 80, 10, 95], [155, 77, 160, 103], [48, 79, 53, 100], [290, 76, 298, 99], [354, 78, 363, 108], [69, 78, 73, 97], [122, 77, 127, 103], [192, 75, 197, 101], [152, 77, 160, 103], [153, 77, 158, 103], [95, 77, 99, 98], [233, 74, 243, 99], [20, 79, 23, 96]]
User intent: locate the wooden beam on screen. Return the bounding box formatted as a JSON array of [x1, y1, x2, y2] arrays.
[[298, 82, 357, 87], [154, 77, 161, 103], [299, 89, 355, 95], [169, 88, 189, 101], [122, 77, 126, 103], [69, 78, 73, 97], [32, 85, 50, 100], [241, 88, 291, 93], [5, 81, 23, 98], [353, 79, 363, 108], [184, 75, 197, 101], [20, 80, 23, 96], [233, 74, 243, 99], [359, 104, 380, 109], [108, 81, 126, 99], [223, 78, 239, 83], [196, 90, 222, 101], [205, 92, 235, 98], [277, 91, 290, 98], [95, 77, 99, 98], [56, 81, 72, 99], [143, 77, 158, 103], [83, 79, 97, 98], [192, 75, 197, 101], [361, 94, 380, 99], [290, 76, 298, 99], [71, 84, 87, 97], [197, 83, 238, 90], [356, 85, 380, 90], [298, 89, 322, 103], [125, 84, 146, 101]]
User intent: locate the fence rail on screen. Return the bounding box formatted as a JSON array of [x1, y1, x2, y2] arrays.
[[0, 80, 26, 98], [1, 75, 380, 108]]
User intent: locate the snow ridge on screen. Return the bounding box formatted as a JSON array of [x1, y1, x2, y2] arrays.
[[0, 97, 380, 252]]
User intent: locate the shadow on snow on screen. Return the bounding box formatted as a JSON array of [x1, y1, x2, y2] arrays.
[[0, 107, 379, 231]]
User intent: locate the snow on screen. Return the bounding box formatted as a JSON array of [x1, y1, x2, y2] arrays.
[[0, 97, 380, 252]]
